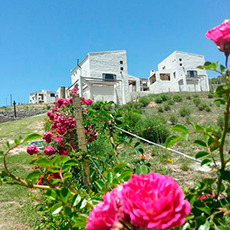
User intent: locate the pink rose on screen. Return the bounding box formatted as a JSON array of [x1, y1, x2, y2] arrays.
[[27, 144, 38, 155], [117, 173, 191, 230], [42, 132, 53, 143], [206, 19, 230, 51], [44, 145, 56, 156], [86, 189, 118, 230]]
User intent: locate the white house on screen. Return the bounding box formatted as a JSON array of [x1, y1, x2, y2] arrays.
[[70, 50, 148, 105], [29, 90, 57, 104], [148, 51, 210, 93]]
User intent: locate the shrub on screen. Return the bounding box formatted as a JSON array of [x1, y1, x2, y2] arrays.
[[198, 102, 208, 111], [135, 115, 171, 143], [173, 94, 183, 102], [122, 112, 142, 130], [164, 104, 171, 111], [154, 96, 163, 104], [169, 114, 178, 125], [186, 95, 191, 100], [193, 98, 201, 106], [205, 106, 211, 112], [122, 102, 143, 110], [193, 94, 199, 98], [158, 106, 164, 113], [185, 115, 191, 124], [179, 107, 191, 117], [168, 100, 175, 105], [160, 94, 170, 101], [139, 96, 151, 107], [208, 92, 214, 98]]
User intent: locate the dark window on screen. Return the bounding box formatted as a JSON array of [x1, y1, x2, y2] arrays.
[[187, 70, 197, 76], [102, 74, 116, 80], [173, 72, 176, 78], [120, 61, 123, 64], [50, 93, 55, 97], [180, 63, 182, 66], [120, 67, 123, 71], [179, 58, 182, 61]]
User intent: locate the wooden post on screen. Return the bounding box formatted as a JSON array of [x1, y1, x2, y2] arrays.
[[72, 94, 91, 190], [13, 100, 17, 118], [60, 87, 66, 99]]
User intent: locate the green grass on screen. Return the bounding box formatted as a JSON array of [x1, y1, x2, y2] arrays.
[[0, 115, 45, 229]]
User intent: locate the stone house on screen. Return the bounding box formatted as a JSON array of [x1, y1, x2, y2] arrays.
[[148, 51, 210, 93]]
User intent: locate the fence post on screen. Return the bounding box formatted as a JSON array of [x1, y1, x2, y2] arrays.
[[60, 87, 66, 99], [13, 100, 17, 118], [72, 94, 91, 190]]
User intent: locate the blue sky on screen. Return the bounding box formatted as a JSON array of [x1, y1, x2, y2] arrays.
[[0, 0, 230, 106]]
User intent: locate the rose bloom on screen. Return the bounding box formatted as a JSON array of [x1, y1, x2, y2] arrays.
[[27, 144, 38, 155], [206, 19, 230, 51], [42, 132, 53, 143], [117, 173, 190, 230], [44, 145, 56, 156], [86, 189, 118, 230]]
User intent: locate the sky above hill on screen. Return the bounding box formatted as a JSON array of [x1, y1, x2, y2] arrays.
[[0, 0, 230, 106]]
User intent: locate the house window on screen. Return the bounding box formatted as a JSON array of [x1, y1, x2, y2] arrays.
[[120, 67, 123, 71], [173, 72, 176, 78], [187, 70, 197, 76], [162, 66, 165, 70], [180, 63, 182, 66], [160, 73, 170, 81], [120, 61, 123, 64], [50, 93, 55, 97], [102, 73, 116, 80], [179, 58, 182, 61]]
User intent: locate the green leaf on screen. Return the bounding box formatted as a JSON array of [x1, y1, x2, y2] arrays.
[[197, 65, 205, 70], [214, 98, 226, 105], [198, 220, 210, 230], [136, 165, 148, 175], [220, 64, 225, 73], [196, 151, 209, 160], [194, 140, 207, 148], [63, 172, 72, 180], [196, 204, 211, 215], [35, 158, 51, 167], [134, 142, 141, 148], [46, 190, 57, 200], [23, 134, 42, 143], [113, 163, 127, 174], [60, 187, 70, 203], [26, 170, 41, 181], [117, 171, 133, 181], [51, 155, 70, 167], [107, 172, 113, 184], [201, 159, 212, 166], [14, 139, 20, 145], [204, 61, 212, 66], [52, 203, 63, 215], [210, 142, 218, 152], [73, 195, 82, 207], [172, 125, 188, 133], [80, 199, 87, 209], [165, 135, 182, 148], [0, 151, 4, 156], [95, 180, 105, 190]]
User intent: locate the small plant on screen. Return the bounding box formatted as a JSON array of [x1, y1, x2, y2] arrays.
[[186, 95, 191, 100], [160, 94, 170, 101], [205, 106, 211, 112], [193, 94, 199, 98], [164, 104, 171, 111], [139, 96, 151, 107], [157, 106, 164, 113], [185, 115, 191, 124], [179, 107, 191, 117], [167, 100, 174, 105], [198, 102, 208, 111], [173, 94, 183, 102], [122, 112, 142, 130], [208, 92, 214, 98], [193, 98, 201, 106], [169, 114, 178, 125], [154, 96, 163, 104]]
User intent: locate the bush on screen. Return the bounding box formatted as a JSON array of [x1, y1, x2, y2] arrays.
[[208, 92, 214, 98], [139, 96, 151, 107], [168, 100, 175, 105], [160, 94, 170, 101], [205, 106, 211, 112], [158, 106, 164, 113], [179, 107, 191, 117], [198, 102, 208, 111], [169, 114, 178, 125], [164, 104, 171, 111], [135, 115, 171, 143], [193, 94, 199, 98], [122, 112, 142, 130], [173, 94, 183, 102], [186, 95, 191, 100], [154, 96, 163, 104], [193, 98, 201, 106], [122, 102, 143, 110]]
